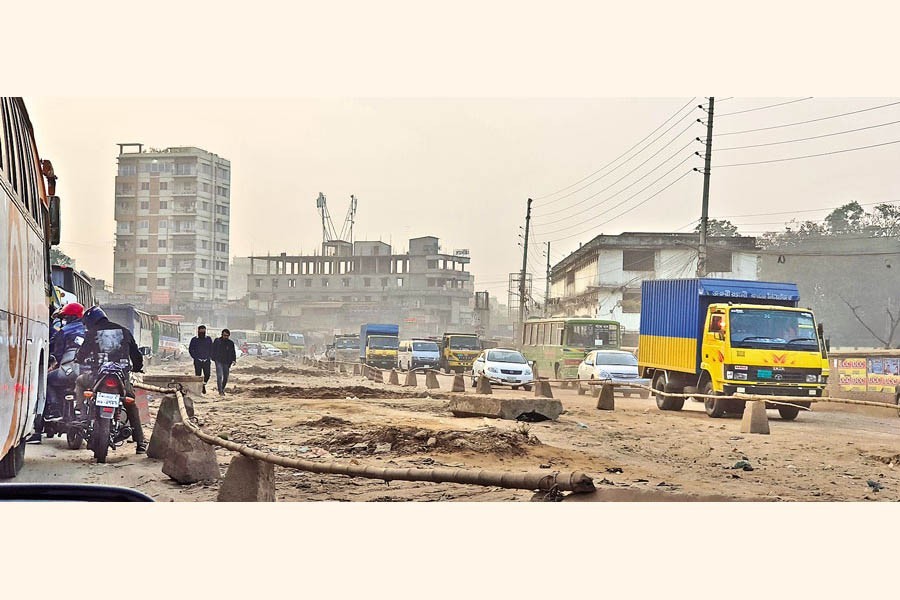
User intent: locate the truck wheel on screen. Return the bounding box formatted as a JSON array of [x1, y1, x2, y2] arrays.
[[0, 441, 26, 479], [778, 406, 801, 421], [702, 381, 726, 418], [653, 374, 675, 411]]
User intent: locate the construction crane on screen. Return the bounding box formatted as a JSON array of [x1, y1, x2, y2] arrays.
[[317, 193, 359, 246]]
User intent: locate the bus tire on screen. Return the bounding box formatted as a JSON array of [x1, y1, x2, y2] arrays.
[[702, 381, 726, 418], [0, 441, 26, 479]]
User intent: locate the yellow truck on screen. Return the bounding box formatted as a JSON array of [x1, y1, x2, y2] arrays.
[[638, 278, 830, 420], [439, 332, 482, 373]]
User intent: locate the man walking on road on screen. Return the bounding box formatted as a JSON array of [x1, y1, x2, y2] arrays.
[[189, 325, 213, 394], [211, 328, 237, 397]]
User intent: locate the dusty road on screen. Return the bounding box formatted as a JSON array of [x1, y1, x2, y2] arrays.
[[13, 358, 899, 501]]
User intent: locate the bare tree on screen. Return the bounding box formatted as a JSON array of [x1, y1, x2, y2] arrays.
[[839, 295, 900, 349]]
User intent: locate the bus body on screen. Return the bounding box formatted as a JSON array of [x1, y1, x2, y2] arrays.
[[1, 97, 60, 478], [152, 316, 181, 358], [50, 264, 94, 309], [230, 329, 261, 350], [520, 317, 622, 381], [102, 304, 154, 355], [288, 332, 306, 355], [260, 330, 291, 354]]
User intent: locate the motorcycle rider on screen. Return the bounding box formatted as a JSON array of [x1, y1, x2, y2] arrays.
[[27, 302, 86, 444], [75, 306, 148, 454]]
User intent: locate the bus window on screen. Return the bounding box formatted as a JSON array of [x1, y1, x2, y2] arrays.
[[543, 322, 552, 345]]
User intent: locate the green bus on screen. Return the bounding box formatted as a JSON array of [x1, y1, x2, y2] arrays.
[[520, 317, 621, 381]]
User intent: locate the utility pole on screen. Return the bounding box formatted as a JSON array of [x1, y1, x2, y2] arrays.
[[544, 241, 551, 317], [518, 198, 533, 338], [697, 96, 715, 278]]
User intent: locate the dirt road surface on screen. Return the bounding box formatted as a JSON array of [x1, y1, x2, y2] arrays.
[[13, 359, 899, 501]]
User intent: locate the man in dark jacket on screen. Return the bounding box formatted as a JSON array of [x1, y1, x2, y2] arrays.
[[211, 328, 237, 397], [188, 325, 213, 394], [75, 306, 147, 453]]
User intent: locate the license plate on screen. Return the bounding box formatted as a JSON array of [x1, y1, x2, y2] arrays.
[[505, 378, 518, 383], [757, 369, 772, 379], [95, 392, 120, 407]]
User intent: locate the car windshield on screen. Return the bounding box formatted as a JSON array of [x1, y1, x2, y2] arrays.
[[729, 309, 820, 351], [449, 336, 481, 350], [566, 323, 619, 348], [369, 336, 399, 349], [487, 350, 527, 364], [335, 338, 359, 349], [413, 341, 439, 352], [593, 352, 637, 366]]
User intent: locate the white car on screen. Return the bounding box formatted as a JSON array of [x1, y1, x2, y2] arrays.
[[471, 348, 534, 390], [261, 343, 283, 357], [576, 350, 650, 398]]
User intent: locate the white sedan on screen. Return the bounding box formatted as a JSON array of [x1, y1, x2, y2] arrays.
[[576, 350, 650, 398], [261, 343, 283, 357], [471, 348, 534, 390]]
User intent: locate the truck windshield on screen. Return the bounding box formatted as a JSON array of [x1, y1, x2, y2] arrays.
[[369, 336, 399, 350], [729, 309, 820, 351], [413, 341, 439, 352], [336, 338, 359, 349], [449, 336, 480, 350], [566, 323, 619, 348]]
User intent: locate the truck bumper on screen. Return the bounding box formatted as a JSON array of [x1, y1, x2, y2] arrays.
[[722, 384, 824, 398]]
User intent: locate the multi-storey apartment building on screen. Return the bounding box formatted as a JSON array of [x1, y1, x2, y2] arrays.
[[113, 144, 231, 308]]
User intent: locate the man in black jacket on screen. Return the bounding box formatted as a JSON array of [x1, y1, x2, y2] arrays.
[[75, 306, 147, 453], [211, 328, 237, 397], [188, 325, 213, 394]]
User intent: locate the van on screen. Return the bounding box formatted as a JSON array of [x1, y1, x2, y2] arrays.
[[398, 339, 441, 371]]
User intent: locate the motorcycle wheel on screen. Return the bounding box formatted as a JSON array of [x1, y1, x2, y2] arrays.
[[90, 417, 111, 463], [66, 428, 84, 450]]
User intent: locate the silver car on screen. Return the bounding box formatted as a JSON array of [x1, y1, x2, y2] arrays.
[[576, 350, 650, 398]]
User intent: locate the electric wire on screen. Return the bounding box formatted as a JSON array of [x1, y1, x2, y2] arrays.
[[713, 100, 900, 137], [714, 138, 900, 168], [716, 97, 813, 117], [716, 119, 900, 151]]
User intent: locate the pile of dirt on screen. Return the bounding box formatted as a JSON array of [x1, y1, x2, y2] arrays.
[[246, 385, 423, 399], [309, 425, 541, 457], [232, 365, 326, 377]]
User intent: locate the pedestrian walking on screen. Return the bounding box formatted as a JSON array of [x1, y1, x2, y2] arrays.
[[189, 325, 213, 394], [211, 328, 237, 397]]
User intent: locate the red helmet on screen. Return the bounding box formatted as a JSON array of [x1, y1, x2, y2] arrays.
[[59, 302, 84, 319]]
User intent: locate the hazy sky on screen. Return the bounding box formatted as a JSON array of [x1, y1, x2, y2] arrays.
[[26, 97, 900, 301]]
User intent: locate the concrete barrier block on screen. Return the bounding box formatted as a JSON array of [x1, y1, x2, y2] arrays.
[[147, 394, 195, 460], [534, 379, 554, 399], [448, 396, 563, 421], [451, 374, 466, 392], [476, 375, 493, 395], [388, 369, 400, 385], [353, 364, 361, 376], [217, 455, 276, 502], [404, 370, 418, 387], [373, 369, 384, 384], [425, 371, 440, 389], [162, 423, 221, 484], [740, 400, 770, 434], [597, 384, 615, 410]]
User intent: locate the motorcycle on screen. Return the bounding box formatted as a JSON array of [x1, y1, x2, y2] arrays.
[[81, 362, 135, 463], [41, 353, 88, 450]]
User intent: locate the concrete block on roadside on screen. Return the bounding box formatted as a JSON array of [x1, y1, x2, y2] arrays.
[[388, 369, 400, 385], [353, 363, 361, 376], [425, 371, 440, 389], [448, 396, 563, 421], [534, 379, 554, 399], [217, 455, 276, 502], [147, 394, 195, 460], [162, 423, 221, 484], [404, 370, 418, 387], [451, 374, 465, 392], [597, 384, 615, 410], [373, 368, 384, 384], [740, 400, 770, 434], [476, 375, 493, 395]]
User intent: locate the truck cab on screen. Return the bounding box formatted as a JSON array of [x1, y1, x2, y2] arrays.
[[439, 332, 481, 373], [359, 324, 400, 369]]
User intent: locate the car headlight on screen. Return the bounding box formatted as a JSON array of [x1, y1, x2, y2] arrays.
[[598, 370, 611, 379], [487, 367, 499, 374], [524, 367, 532, 375], [735, 372, 748, 380], [806, 374, 817, 383], [726, 370, 734, 379]]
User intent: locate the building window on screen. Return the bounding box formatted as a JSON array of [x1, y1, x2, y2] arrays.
[[364, 296, 371, 302], [342, 278, 350, 287], [201, 259, 208, 269], [138, 258, 147, 267], [272, 279, 279, 288], [622, 290, 642, 314], [139, 239, 148, 248], [289, 279, 296, 288], [201, 183, 210, 193], [322, 279, 329, 287], [427, 259, 438, 269], [140, 182, 150, 191], [201, 240, 209, 249], [117, 222, 132, 234], [622, 249, 656, 272], [158, 239, 167, 249], [198, 278, 206, 288], [119, 259, 127, 268], [707, 250, 733, 273], [140, 200, 149, 210], [397, 277, 404, 287], [138, 220, 149, 230], [216, 185, 229, 198], [364, 277, 371, 287], [255, 279, 262, 288], [158, 259, 167, 268], [159, 201, 168, 209], [157, 278, 166, 286], [159, 182, 168, 191], [304, 279, 312, 287], [215, 280, 225, 289], [118, 164, 137, 176], [215, 242, 227, 252], [216, 166, 229, 179], [138, 277, 147, 286]]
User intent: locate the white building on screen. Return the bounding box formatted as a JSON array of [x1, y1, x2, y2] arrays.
[[548, 232, 760, 345]]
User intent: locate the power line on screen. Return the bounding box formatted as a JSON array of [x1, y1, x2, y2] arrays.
[[535, 136, 698, 225], [713, 100, 900, 137], [534, 97, 697, 203], [711, 200, 900, 220], [714, 138, 900, 168], [717, 97, 813, 117], [716, 119, 900, 151]]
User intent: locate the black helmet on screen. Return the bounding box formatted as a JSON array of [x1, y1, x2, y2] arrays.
[[82, 306, 107, 329]]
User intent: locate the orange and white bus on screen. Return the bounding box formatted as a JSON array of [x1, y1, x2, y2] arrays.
[[0, 97, 61, 478]]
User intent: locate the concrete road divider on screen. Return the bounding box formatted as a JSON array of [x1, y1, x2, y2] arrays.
[[533, 379, 553, 399], [353, 363, 361, 376], [404, 370, 418, 387], [147, 393, 196, 460], [597, 384, 615, 411], [425, 370, 440, 389], [448, 396, 563, 421], [451, 374, 466, 392], [388, 369, 400, 385], [740, 400, 770, 434], [373, 369, 384, 384], [476, 375, 493, 395], [162, 423, 221, 484], [217, 455, 276, 502]]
